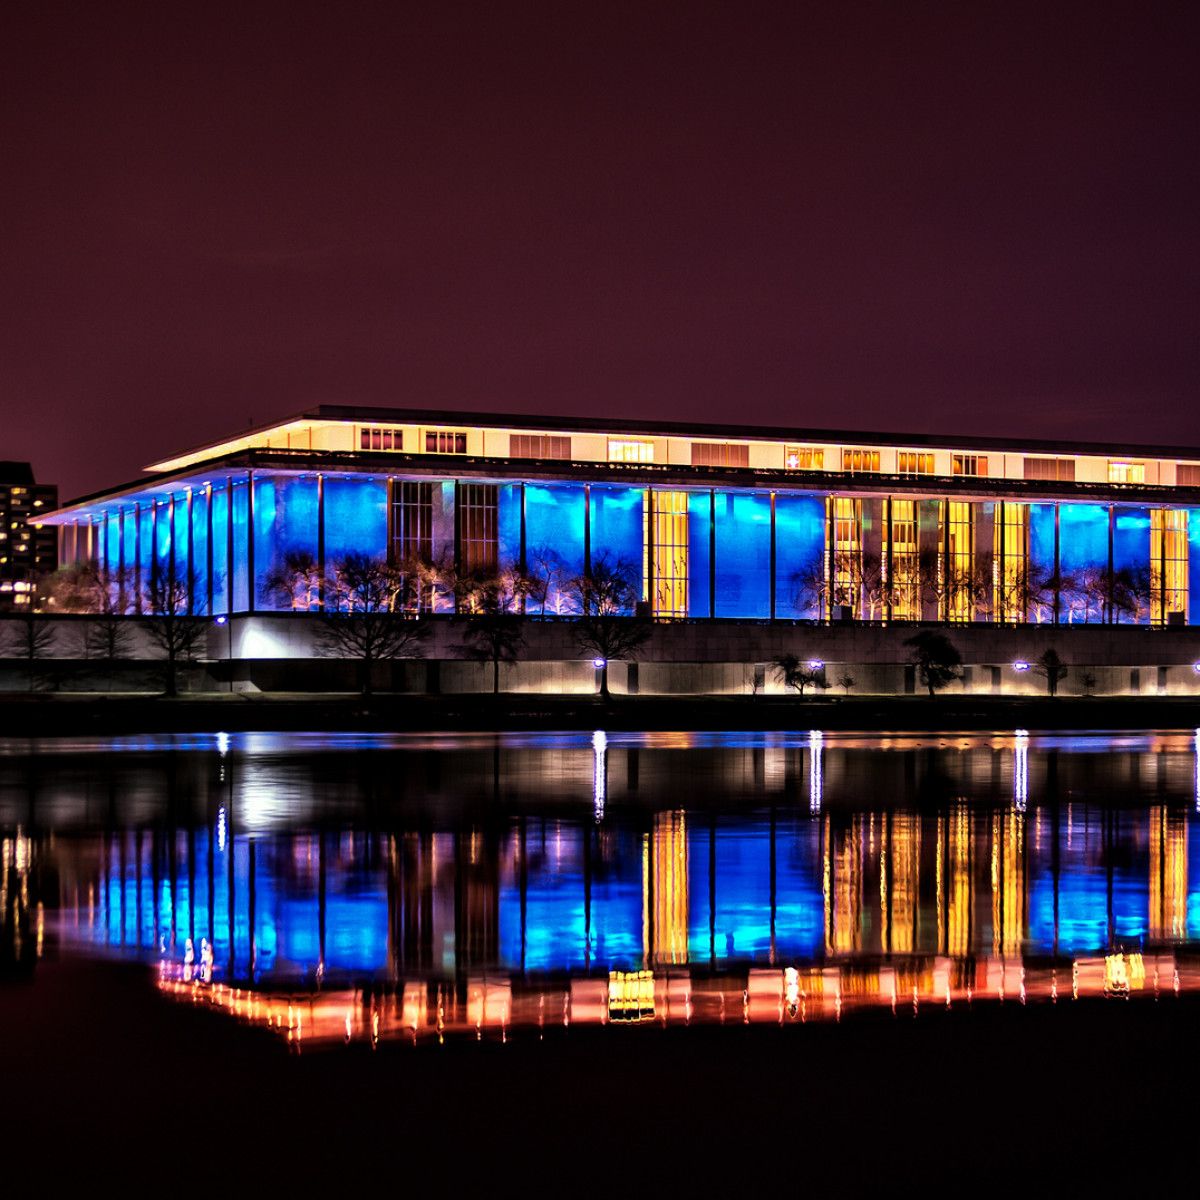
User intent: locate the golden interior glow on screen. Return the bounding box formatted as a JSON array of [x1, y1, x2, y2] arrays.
[[609, 438, 655, 463], [886, 498, 919, 620], [1108, 460, 1146, 484], [841, 448, 880, 473], [995, 502, 1029, 623], [643, 490, 689, 617], [1151, 508, 1188, 624], [944, 501, 974, 623], [649, 811, 689, 965], [829, 496, 862, 618], [1149, 807, 1187, 939], [897, 451, 935, 475], [785, 445, 824, 470]]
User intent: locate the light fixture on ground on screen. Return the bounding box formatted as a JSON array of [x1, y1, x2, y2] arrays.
[[1012, 660, 1031, 673], [807, 659, 824, 670]]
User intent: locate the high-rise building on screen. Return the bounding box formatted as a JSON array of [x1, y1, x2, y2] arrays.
[[0, 462, 58, 609]]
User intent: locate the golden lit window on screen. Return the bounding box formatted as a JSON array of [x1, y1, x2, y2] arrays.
[[510, 433, 572, 459], [608, 438, 654, 463], [785, 445, 824, 470], [643, 490, 689, 617], [897, 451, 935, 475], [424, 429, 468, 454], [886, 498, 918, 620], [1108, 460, 1145, 484], [691, 442, 749, 468], [1151, 508, 1188, 625], [841, 448, 880, 473], [360, 427, 403, 451], [1024, 457, 1075, 481], [953, 454, 988, 477]]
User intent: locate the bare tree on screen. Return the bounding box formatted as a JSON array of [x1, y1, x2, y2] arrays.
[[263, 548, 324, 610], [319, 553, 429, 694], [461, 573, 526, 693], [567, 553, 651, 698], [788, 560, 828, 620], [1034, 648, 1069, 697], [772, 653, 830, 696], [904, 629, 963, 696], [144, 572, 209, 697], [837, 671, 856, 695], [4, 613, 56, 692]]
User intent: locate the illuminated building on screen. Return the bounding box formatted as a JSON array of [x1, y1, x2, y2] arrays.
[[0, 461, 57, 609], [39, 406, 1200, 628]]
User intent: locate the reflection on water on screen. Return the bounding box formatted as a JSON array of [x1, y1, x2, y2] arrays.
[[4, 729, 1200, 1041]]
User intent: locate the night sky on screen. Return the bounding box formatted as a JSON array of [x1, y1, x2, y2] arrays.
[[3, 2, 1197, 500]]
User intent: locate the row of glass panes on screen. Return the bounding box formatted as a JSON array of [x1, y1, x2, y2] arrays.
[[354, 425, 1200, 486]]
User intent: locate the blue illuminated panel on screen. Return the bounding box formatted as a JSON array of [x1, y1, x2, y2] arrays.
[[1058, 503, 1108, 623], [173, 493, 189, 596], [1029, 503, 1056, 622], [211, 485, 229, 615], [255, 475, 319, 611], [589, 486, 643, 610], [498, 483, 523, 574], [688, 492, 713, 618], [715, 491, 771, 618], [1189, 508, 1200, 626], [191, 490, 209, 614], [324, 476, 387, 566], [104, 512, 120, 576], [137, 504, 153, 600], [1113, 506, 1151, 624], [775, 494, 825, 619], [231, 478, 250, 612], [524, 483, 586, 612]]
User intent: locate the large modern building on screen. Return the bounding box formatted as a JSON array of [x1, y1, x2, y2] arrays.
[[43, 406, 1200, 629], [0, 461, 57, 610]]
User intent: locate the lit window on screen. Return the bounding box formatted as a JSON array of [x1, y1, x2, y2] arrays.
[[1176, 464, 1200, 487], [953, 454, 988, 477], [425, 430, 468, 454], [1108, 460, 1145, 484], [1024, 457, 1075, 482], [841, 448, 880, 473], [360, 427, 403, 451], [897, 451, 935, 475], [608, 439, 655, 463], [691, 442, 749, 468], [510, 434, 572, 460], [785, 445, 824, 470]]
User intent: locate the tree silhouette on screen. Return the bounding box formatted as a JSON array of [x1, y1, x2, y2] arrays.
[[144, 572, 208, 697], [1034, 648, 1068, 697], [904, 629, 963, 696], [772, 653, 830, 696], [319, 554, 429, 694], [461, 575, 526, 693], [568, 552, 650, 698]]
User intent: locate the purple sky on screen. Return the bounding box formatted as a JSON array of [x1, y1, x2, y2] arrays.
[[3, 2, 1198, 500]]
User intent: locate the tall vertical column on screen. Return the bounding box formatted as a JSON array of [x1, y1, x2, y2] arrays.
[[941, 498, 951, 623], [997, 501, 1006, 624], [316, 473, 326, 611], [133, 503, 142, 612], [245, 471, 255, 614], [226, 478, 234, 615], [1053, 504, 1061, 626], [452, 480, 461, 614], [583, 483, 591, 575], [118, 507, 126, 611], [644, 486, 655, 612], [205, 484, 214, 615], [1106, 504, 1115, 625], [519, 481, 528, 614], [769, 491, 777, 621], [708, 489, 716, 619], [167, 495, 177, 601], [186, 488, 195, 614], [825, 496, 835, 622], [150, 501, 159, 598], [885, 496, 894, 625]]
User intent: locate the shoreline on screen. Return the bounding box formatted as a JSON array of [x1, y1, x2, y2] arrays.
[[1, 690, 1198, 734]]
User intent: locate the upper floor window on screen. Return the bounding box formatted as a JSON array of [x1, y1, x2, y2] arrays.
[[785, 445, 824, 470], [897, 451, 935, 476], [953, 454, 988, 477], [1108, 460, 1145, 484], [360, 427, 403, 451], [842, 448, 880, 473], [1024, 457, 1075, 482], [609, 439, 654, 463], [691, 442, 749, 468], [425, 430, 468, 454], [1177, 464, 1200, 487], [510, 434, 572, 460]]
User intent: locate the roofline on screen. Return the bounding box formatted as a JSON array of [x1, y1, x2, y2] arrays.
[[43, 445, 1200, 521], [143, 403, 1200, 478]]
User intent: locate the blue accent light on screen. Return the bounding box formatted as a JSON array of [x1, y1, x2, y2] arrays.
[[173, 493, 189, 594], [775, 494, 825, 618], [715, 491, 771, 618], [231, 479, 250, 613], [1058, 504, 1108, 622], [1188, 508, 1200, 626], [1113, 506, 1151, 624], [324, 476, 387, 567], [191, 489, 210, 614], [589, 486, 644, 610], [498, 483, 523, 574], [255, 476, 320, 611], [687, 492, 712, 617], [525, 483, 586, 609], [211, 484, 230, 615]]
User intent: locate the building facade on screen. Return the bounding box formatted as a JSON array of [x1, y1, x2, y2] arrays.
[[0, 462, 57, 610], [42, 406, 1200, 627]]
